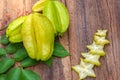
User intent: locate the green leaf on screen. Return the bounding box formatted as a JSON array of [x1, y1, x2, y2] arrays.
[[21, 57, 39, 68], [6, 43, 23, 54], [6, 67, 21, 80], [21, 69, 41, 80], [0, 74, 7, 80], [14, 48, 28, 61], [53, 42, 69, 57], [0, 34, 9, 45], [0, 58, 15, 74], [0, 48, 6, 56], [44, 57, 53, 67]]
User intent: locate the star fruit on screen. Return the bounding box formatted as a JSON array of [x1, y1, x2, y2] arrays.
[[72, 59, 96, 80]]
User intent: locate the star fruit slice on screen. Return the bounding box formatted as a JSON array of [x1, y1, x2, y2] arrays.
[[81, 52, 100, 66], [94, 35, 110, 46], [87, 42, 105, 56], [72, 59, 96, 80], [95, 30, 107, 37]]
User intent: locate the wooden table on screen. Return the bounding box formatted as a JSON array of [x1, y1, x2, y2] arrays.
[[0, 0, 120, 80]]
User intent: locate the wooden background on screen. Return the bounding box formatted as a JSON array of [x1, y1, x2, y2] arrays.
[[0, 0, 120, 80]]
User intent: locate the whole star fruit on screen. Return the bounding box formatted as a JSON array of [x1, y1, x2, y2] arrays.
[[22, 13, 55, 61], [43, 0, 69, 35]]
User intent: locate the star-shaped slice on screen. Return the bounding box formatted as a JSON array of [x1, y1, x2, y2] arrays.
[[94, 35, 110, 46], [95, 30, 107, 37], [86, 42, 105, 56], [72, 59, 96, 80], [81, 52, 100, 66]]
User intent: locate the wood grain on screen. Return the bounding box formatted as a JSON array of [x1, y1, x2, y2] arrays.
[[0, 0, 120, 80]]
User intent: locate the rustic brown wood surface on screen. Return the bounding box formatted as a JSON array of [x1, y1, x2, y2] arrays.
[[0, 0, 120, 80]]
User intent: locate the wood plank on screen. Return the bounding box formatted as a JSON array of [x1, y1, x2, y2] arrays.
[[67, 0, 120, 80], [0, 0, 120, 80]]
